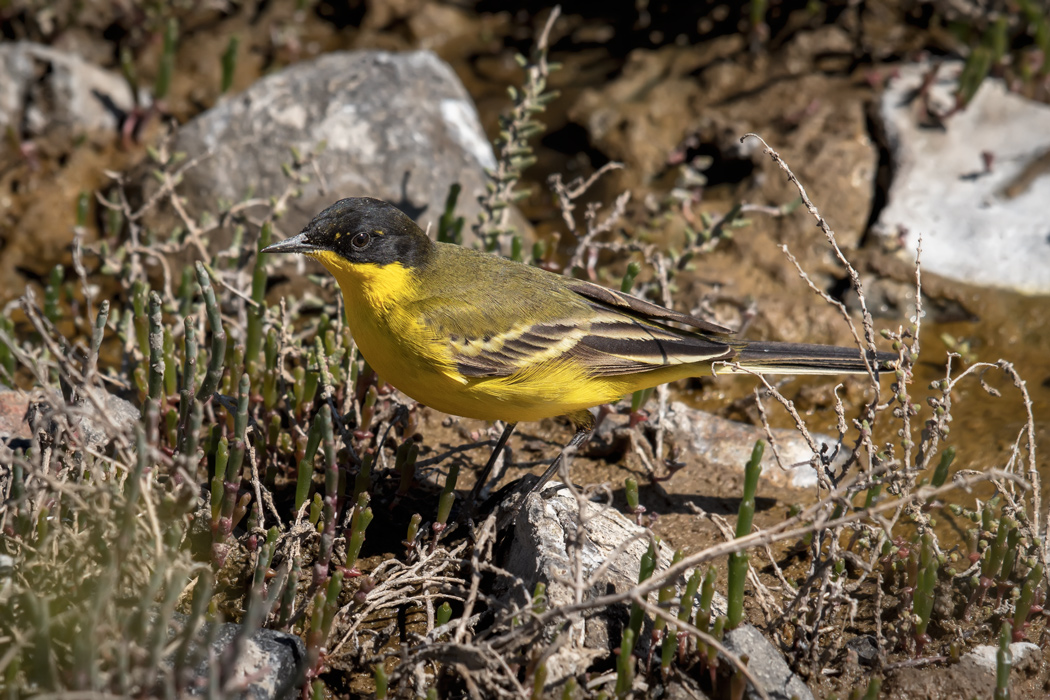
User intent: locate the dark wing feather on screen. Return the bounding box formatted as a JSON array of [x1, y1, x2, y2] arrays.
[[562, 278, 732, 335]]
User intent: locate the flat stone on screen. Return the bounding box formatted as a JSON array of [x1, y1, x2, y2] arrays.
[[661, 401, 844, 489], [873, 61, 1050, 294]]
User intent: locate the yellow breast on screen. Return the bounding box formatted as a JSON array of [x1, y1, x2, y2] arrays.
[[312, 251, 457, 399]]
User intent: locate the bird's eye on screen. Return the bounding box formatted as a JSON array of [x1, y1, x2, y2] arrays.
[[351, 232, 371, 249]]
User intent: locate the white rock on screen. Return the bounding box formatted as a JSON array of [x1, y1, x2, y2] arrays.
[[873, 61, 1050, 294], [961, 642, 1042, 674]]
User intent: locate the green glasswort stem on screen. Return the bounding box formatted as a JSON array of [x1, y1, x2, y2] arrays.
[[931, 446, 956, 487], [615, 627, 635, 697], [436, 465, 459, 526], [210, 438, 229, 524], [435, 601, 452, 628], [220, 35, 240, 94], [405, 513, 422, 545], [374, 664, 388, 700], [1013, 563, 1043, 638], [154, 18, 178, 101], [345, 494, 373, 570], [625, 477, 639, 512], [627, 540, 657, 641], [995, 620, 1012, 700], [295, 416, 324, 512], [245, 222, 271, 367], [728, 441, 764, 629]]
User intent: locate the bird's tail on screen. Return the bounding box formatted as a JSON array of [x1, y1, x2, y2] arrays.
[[717, 341, 897, 376]]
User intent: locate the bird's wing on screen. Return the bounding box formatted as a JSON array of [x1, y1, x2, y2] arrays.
[[417, 290, 736, 380], [561, 278, 733, 335]]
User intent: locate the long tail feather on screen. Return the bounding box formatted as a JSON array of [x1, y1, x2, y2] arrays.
[[719, 341, 896, 375]]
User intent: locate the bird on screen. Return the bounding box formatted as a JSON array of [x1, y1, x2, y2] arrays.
[[264, 197, 895, 508]]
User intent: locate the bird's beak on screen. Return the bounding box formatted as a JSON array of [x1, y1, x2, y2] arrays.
[[262, 231, 319, 255]]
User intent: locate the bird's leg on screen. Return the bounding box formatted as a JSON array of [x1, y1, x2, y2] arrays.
[[493, 426, 594, 530], [526, 425, 593, 498], [466, 421, 517, 513]]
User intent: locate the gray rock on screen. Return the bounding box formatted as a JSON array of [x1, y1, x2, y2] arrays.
[[17, 389, 140, 451], [500, 484, 811, 700], [0, 42, 137, 148], [72, 391, 141, 450], [158, 50, 503, 241], [196, 625, 304, 700], [501, 482, 653, 681], [661, 401, 845, 489], [844, 634, 879, 666], [169, 612, 306, 700], [873, 61, 1050, 294], [722, 625, 814, 700]]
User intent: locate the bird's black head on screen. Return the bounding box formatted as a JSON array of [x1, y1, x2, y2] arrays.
[[263, 197, 433, 269]]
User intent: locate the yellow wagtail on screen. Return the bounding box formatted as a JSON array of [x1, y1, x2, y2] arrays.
[[264, 197, 894, 505]]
